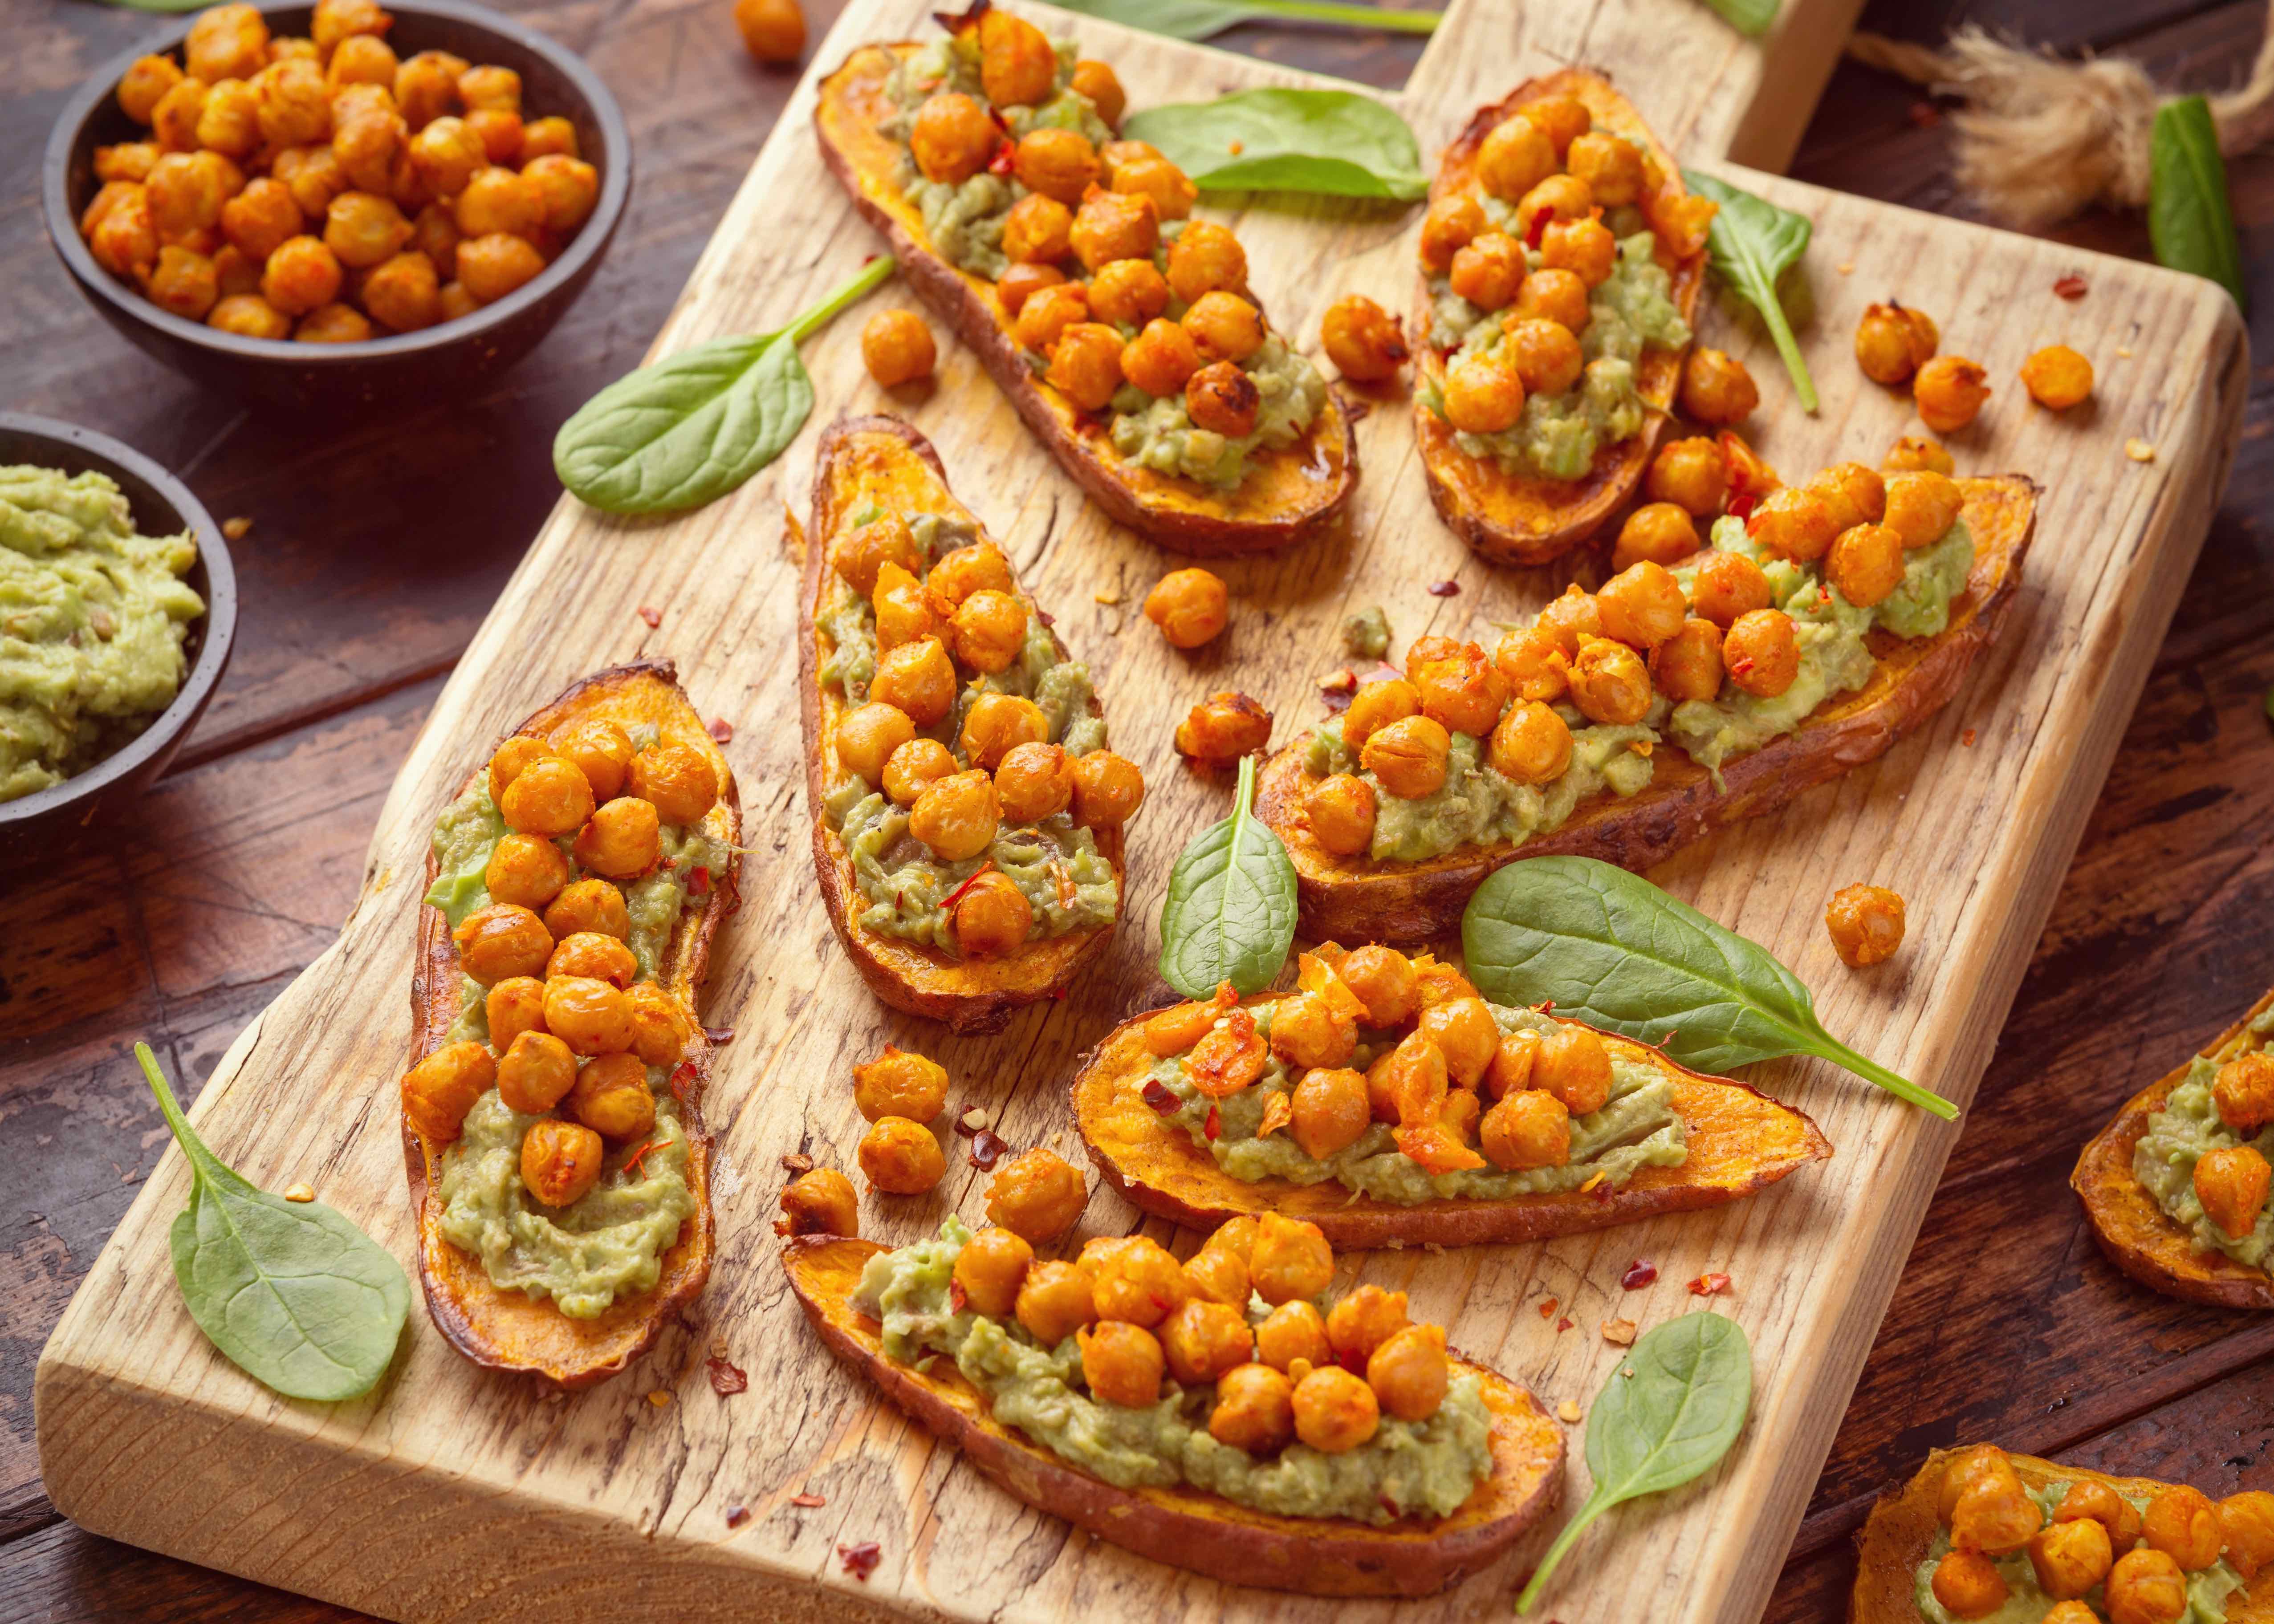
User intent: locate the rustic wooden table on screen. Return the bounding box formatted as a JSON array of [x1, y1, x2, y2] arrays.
[[4, 0, 2269, 1618]]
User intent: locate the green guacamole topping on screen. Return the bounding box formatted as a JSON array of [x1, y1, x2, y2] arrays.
[[815, 508, 1119, 954], [1912, 1480, 2244, 1624], [0, 464, 205, 804], [1419, 227, 1689, 482], [856, 1218, 1496, 1522], [2134, 1045, 2274, 1269], [1107, 335, 1330, 491], [1157, 1000, 1684, 1202], [418, 767, 717, 1315]]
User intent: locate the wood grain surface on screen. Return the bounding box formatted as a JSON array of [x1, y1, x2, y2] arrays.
[[6, 0, 2271, 1621]]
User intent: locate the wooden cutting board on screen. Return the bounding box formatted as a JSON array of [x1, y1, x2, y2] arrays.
[[35, 0, 2246, 1620]]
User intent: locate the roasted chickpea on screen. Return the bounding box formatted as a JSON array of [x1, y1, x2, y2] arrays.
[[2142, 1483, 2224, 1571], [825, 514, 918, 601], [1070, 749, 1144, 828], [1442, 356, 1525, 434], [1369, 1030, 1447, 1128], [323, 188, 411, 268], [2026, 1517, 2114, 1600], [1915, 354, 1992, 433], [2220, 1492, 2274, 1581], [1553, 128, 1639, 207], [998, 126, 1094, 208], [1885, 434, 1955, 475], [1073, 1320, 1161, 1408], [1477, 1087, 1569, 1170], [1882, 469, 1964, 549], [118, 54, 187, 125], [484, 975, 547, 1052], [878, 737, 954, 808], [1181, 291, 1264, 367], [521, 1118, 604, 1207], [1156, 1299, 1251, 1386], [1293, 1365, 1379, 1453], [272, 143, 346, 216], [1274, 1066, 1365, 1161], [1486, 627, 1564, 710], [777, 1167, 858, 1237], [1304, 773, 1376, 857], [1646, 617, 1723, 704], [1929, 1550, 2009, 1620], [1597, 560, 1687, 650], [149, 77, 210, 154], [995, 260, 1063, 318], [547, 930, 638, 987], [1506, 268, 1585, 333], [1364, 1322, 1448, 1421], [1938, 1447, 2018, 1519], [1003, 1260, 1091, 1347], [1087, 257, 1168, 327], [326, 33, 399, 92], [450, 901, 550, 983], [1643, 436, 1728, 517], [959, 692, 1047, 773], [1687, 550, 1770, 629], [1045, 321, 1123, 412], [454, 231, 541, 303], [1356, 714, 1449, 800], [1559, 636, 1647, 726], [1448, 230, 1525, 311], [1338, 677, 1415, 755], [554, 1053, 645, 1141], [625, 982, 692, 1068], [952, 1226, 1034, 1318], [542, 975, 633, 1056], [955, 871, 1032, 957], [494, 1029, 577, 1114], [1176, 1243, 1246, 1311], [1674, 349, 1757, 428], [1299, 297, 1404, 390], [1322, 1284, 1408, 1366], [850, 1045, 946, 1125], [1416, 998, 1495, 1089], [1517, 92, 1590, 154], [994, 741, 1074, 822], [2051, 1478, 2144, 1550], [188, 4, 272, 84], [1476, 114, 1556, 202], [622, 742, 714, 828], [454, 163, 542, 238], [1249, 1213, 1334, 1307], [1178, 359, 1257, 438], [1475, 702, 1570, 789], [541, 880, 626, 943], [1176, 690, 1272, 764], [1721, 609, 1799, 699], [1823, 522, 1905, 609], [487, 735, 553, 804], [143, 154, 224, 241], [293, 301, 370, 343], [1070, 187, 1158, 272], [144, 246, 218, 321], [998, 191, 1071, 266], [976, 1148, 1082, 1243], [496, 754, 592, 838], [1086, 1236, 1185, 1328], [393, 49, 465, 129], [95, 142, 161, 184], [1497, 317, 1580, 399], [401, 1039, 493, 1142], [858, 1116, 944, 1194], [1953, 1473, 2044, 1555], [2106, 1548, 2189, 1624], [332, 106, 407, 194], [359, 248, 439, 330], [971, 4, 1051, 104], [1541, 215, 1616, 288], [1855, 300, 1939, 386], [949, 588, 1029, 675], [1518, 1025, 1606, 1118], [1418, 192, 1485, 272], [1411, 644, 1507, 736], [1743, 485, 1835, 564], [1059, 56, 1121, 123], [1158, 218, 1243, 304], [2195, 1144, 2272, 1238], [438, 280, 478, 320], [464, 106, 522, 164], [1207, 1363, 1294, 1453], [1013, 280, 1088, 353], [733, 0, 805, 62], [867, 637, 956, 728], [524, 153, 598, 235], [1267, 993, 1355, 1072], [1334, 945, 1415, 1029], [312, 0, 391, 58], [1141, 568, 1228, 650], [212, 176, 300, 266], [907, 90, 995, 184], [1516, 172, 1594, 239], [909, 769, 999, 863]]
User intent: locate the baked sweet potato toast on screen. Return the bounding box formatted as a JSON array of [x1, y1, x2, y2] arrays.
[[813, 4, 1356, 554], [1852, 1445, 2274, 1622], [404, 660, 742, 1387], [2074, 987, 2274, 1311], [785, 1229, 1566, 1595], [801, 415, 1140, 1034], [1413, 69, 1710, 565], [1258, 470, 2037, 945]]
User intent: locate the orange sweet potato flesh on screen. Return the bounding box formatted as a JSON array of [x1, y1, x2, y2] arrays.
[[799, 416, 1124, 1035], [1072, 995, 1830, 1247], [1851, 1448, 2274, 1621], [813, 43, 1356, 555], [407, 660, 743, 1389], [2073, 987, 2274, 1311], [784, 1234, 1566, 1595], [1257, 475, 2038, 945], [1414, 69, 1707, 566]]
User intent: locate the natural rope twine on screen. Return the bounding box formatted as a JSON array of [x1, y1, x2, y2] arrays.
[[1847, 2, 2274, 228]]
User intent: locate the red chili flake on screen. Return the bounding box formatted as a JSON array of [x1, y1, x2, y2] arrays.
[[1526, 209, 1553, 249], [1538, 1001, 1554, 1014], [707, 1354, 749, 1395], [861, 252, 882, 265], [2054, 274, 2088, 300], [669, 1061, 697, 1100], [942, 862, 995, 911], [1621, 1259, 1658, 1290], [1556, 1317, 1574, 1332], [1142, 1078, 1180, 1115], [1908, 100, 1941, 126], [1427, 579, 1461, 597], [790, 1492, 827, 1508], [636, 605, 661, 628], [688, 866, 712, 895], [1538, 1296, 1558, 1319], [1729, 655, 1757, 678], [725, 1504, 751, 1528], [1204, 1105, 1223, 1141], [1688, 1272, 1733, 1298], [839, 1542, 882, 1580], [708, 717, 734, 743], [987, 141, 1015, 175], [1962, 728, 1978, 747], [1051, 987, 1067, 1000], [1728, 490, 1759, 521], [949, 1279, 969, 1314], [705, 1024, 735, 1045], [968, 1129, 1008, 1169], [623, 1137, 670, 1177], [1378, 1493, 1400, 1518]]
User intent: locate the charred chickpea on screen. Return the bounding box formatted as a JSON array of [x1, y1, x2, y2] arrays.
[[1721, 609, 1799, 699], [1885, 434, 1955, 475], [910, 769, 1000, 862], [1070, 58, 1123, 124], [1882, 469, 1965, 548], [1070, 750, 1144, 828], [1915, 354, 1992, 433], [1185, 360, 1260, 438], [859, 309, 935, 387], [1597, 560, 1687, 649], [1015, 282, 1090, 351], [1176, 689, 1272, 763], [1534, 1023, 1611, 1114], [960, 692, 1047, 772], [1293, 1366, 1379, 1453], [853, 1046, 946, 1125], [1448, 230, 1525, 311], [1360, 714, 1451, 800], [1854, 301, 1939, 386], [1504, 317, 1583, 397], [1121, 318, 1200, 398], [2029, 1516, 2115, 1601], [1143, 568, 1228, 649], [573, 795, 661, 880], [1541, 215, 1616, 288], [1649, 617, 1725, 704], [1680, 347, 1759, 425], [625, 983, 691, 1068], [1162, 1299, 1253, 1385], [777, 1168, 858, 1238], [544, 975, 634, 1056], [1256, 1299, 1331, 1372], [1290, 1066, 1371, 1159], [1418, 192, 1485, 272], [1087, 257, 1168, 327], [735, 0, 805, 63], [547, 930, 637, 988], [1442, 357, 1525, 434], [953, 1227, 1034, 1318], [485, 976, 547, 1052], [1513, 267, 1589, 331], [567, 1051, 654, 1142], [1566, 636, 1651, 727], [883, 737, 956, 808], [2195, 1144, 2272, 1238], [994, 741, 1074, 822], [1930, 1551, 2009, 1620], [2021, 344, 2094, 410], [1069, 188, 1158, 273], [868, 637, 956, 728], [1747, 484, 1839, 563], [984, 1148, 1086, 1242], [1250, 1213, 1334, 1306], [1476, 114, 1556, 202], [1690, 550, 1773, 629], [1646, 436, 1729, 517], [1079, 1321, 1165, 1407], [545, 878, 629, 941], [401, 1040, 493, 1142], [954, 871, 1032, 957], [995, 260, 1063, 318], [1304, 773, 1375, 857], [2106, 1549, 2189, 1624], [521, 1119, 604, 1207], [1045, 321, 1123, 412], [1015, 1260, 1097, 1345], [909, 91, 996, 185], [858, 1116, 944, 1194], [999, 192, 1071, 267], [1209, 1363, 1295, 1453], [1320, 295, 1408, 383], [452, 901, 552, 983]]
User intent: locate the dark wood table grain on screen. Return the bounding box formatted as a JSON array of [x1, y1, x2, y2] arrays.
[[5, 0, 2270, 1618]]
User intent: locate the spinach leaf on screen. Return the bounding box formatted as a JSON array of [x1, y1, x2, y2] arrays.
[[1158, 755, 1298, 999], [1042, 0, 1438, 41], [1682, 171, 1818, 413], [555, 256, 896, 515], [1123, 89, 1428, 200], [139, 1043, 410, 1402], [1462, 857, 1956, 1120], [1698, 0, 1776, 35], [1517, 1313, 1753, 1612], [2149, 96, 2246, 310]]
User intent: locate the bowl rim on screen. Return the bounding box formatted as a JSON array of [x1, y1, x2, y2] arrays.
[[42, 0, 631, 365], [0, 411, 239, 829]]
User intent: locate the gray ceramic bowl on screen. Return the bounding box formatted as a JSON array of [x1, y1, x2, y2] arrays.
[[0, 414, 238, 868], [43, 0, 631, 415]]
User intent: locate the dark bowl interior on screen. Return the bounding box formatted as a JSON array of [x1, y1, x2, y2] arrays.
[[0, 413, 238, 870], [44, 0, 631, 414]]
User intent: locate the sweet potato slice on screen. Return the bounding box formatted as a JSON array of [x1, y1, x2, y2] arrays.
[[1072, 995, 1829, 1247], [1414, 69, 1707, 566], [813, 41, 1356, 555], [800, 415, 1124, 1034], [2073, 987, 2274, 1311], [1257, 474, 2037, 945], [1851, 1448, 2274, 1622], [407, 660, 742, 1388], [784, 1234, 1565, 1595]]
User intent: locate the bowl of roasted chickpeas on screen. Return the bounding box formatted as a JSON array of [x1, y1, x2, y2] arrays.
[[43, 0, 629, 413]]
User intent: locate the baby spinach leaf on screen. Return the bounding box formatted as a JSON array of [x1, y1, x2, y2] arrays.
[[2149, 96, 2246, 310], [1462, 857, 1956, 1120], [1158, 755, 1298, 999], [1698, 0, 1777, 35], [139, 1043, 410, 1402], [555, 256, 896, 515], [1517, 1313, 1752, 1612], [1042, 0, 1439, 41], [1123, 89, 1428, 200], [1682, 171, 1818, 413]]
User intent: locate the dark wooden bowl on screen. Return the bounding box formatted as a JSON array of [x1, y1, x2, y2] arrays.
[[0, 414, 238, 869], [41, 0, 631, 416]]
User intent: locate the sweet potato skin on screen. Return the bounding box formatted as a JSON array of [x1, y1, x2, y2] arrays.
[[799, 415, 1123, 1035], [1072, 995, 1830, 1248], [1851, 1448, 2274, 1622], [813, 42, 1356, 556], [2073, 987, 2274, 1311], [406, 660, 742, 1389], [1257, 474, 2038, 945], [784, 1234, 1566, 1596], [1413, 69, 1707, 566]]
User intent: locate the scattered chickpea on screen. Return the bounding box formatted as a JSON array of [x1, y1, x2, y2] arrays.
[[861, 308, 935, 388], [1175, 691, 1271, 764], [857, 1116, 945, 1194], [1824, 884, 1906, 967], [1680, 347, 1758, 425], [1143, 568, 1229, 649], [1854, 300, 1938, 386], [2019, 344, 2093, 410], [1318, 294, 1407, 383], [1914, 354, 1991, 434]]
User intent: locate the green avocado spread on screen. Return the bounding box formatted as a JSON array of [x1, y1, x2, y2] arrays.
[[2133, 1013, 2274, 1269], [856, 1217, 1497, 1522], [816, 507, 1119, 954], [1107, 333, 1330, 491], [1912, 1479, 2245, 1624], [0, 464, 205, 804], [1157, 999, 1685, 1203], [1305, 512, 1975, 864], [418, 767, 717, 1316]]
